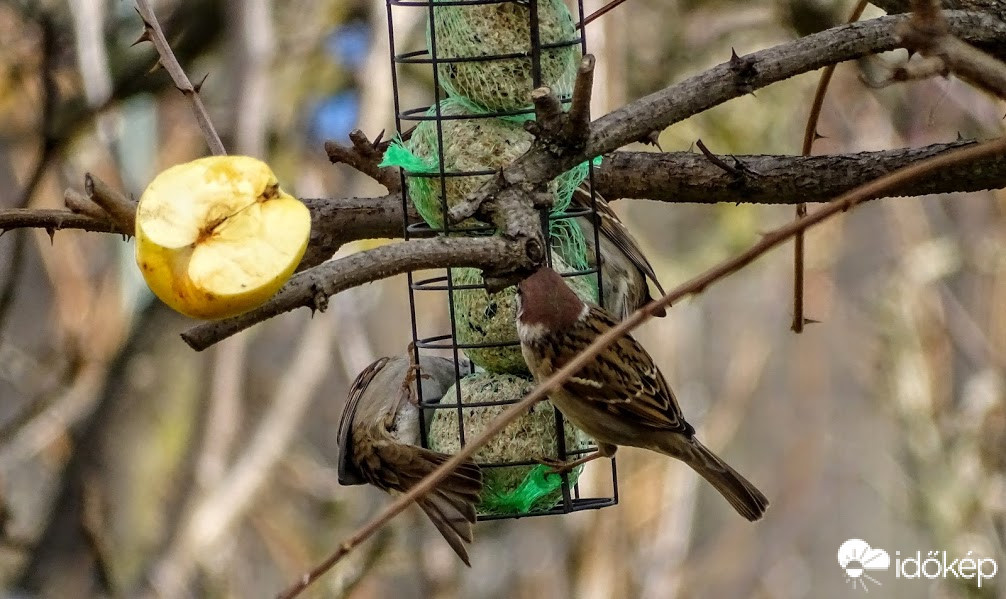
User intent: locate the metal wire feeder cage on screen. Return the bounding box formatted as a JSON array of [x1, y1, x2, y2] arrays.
[[386, 0, 618, 520]]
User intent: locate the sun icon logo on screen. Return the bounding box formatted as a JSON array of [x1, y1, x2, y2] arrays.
[[837, 539, 890, 592]]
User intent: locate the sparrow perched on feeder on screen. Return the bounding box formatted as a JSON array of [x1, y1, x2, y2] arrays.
[[515, 267, 769, 521], [571, 186, 666, 320], [337, 355, 483, 565]]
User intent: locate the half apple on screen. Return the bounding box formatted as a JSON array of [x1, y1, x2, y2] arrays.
[[135, 156, 311, 320]]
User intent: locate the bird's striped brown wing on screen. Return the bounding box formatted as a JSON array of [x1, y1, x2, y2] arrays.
[[337, 356, 391, 486], [573, 186, 666, 295], [552, 306, 692, 435]]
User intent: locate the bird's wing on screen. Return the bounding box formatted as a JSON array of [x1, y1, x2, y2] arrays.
[[337, 356, 392, 486], [573, 186, 665, 295], [552, 306, 692, 435], [376, 444, 483, 566]]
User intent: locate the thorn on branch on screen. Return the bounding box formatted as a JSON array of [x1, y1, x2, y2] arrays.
[[134, 0, 226, 155], [695, 140, 760, 180], [728, 48, 758, 91], [131, 30, 152, 47], [640, 130, 663, 149], [310, 283, 329, 314], [193, 73, 209, 93]]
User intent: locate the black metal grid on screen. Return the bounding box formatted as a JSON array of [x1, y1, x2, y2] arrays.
[[386, 0, 617, 519]]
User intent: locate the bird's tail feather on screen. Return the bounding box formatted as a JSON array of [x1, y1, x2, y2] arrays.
[[403, 448, 483, 566], [675, 438, 769, 521]]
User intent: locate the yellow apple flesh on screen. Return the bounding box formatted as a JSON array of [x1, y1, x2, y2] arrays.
[[135, 156, 311, 320]]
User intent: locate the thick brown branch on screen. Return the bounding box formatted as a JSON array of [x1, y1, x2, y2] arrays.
[[298, 195, 420, 269], [594, 142, 1006, 203], [502, 11, 1006, 190], [181, 236, 532, 351], [4, 142, 1006, 252]]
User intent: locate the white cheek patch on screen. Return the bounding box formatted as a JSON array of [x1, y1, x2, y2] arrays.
[[578, 304, 590, 321], [517, 320, 547, 341]]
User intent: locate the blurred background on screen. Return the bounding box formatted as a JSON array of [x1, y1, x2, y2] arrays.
[[1, 0, 1004, 597]]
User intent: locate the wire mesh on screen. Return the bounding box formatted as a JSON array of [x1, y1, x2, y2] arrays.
[[386, 0, 617, 519]]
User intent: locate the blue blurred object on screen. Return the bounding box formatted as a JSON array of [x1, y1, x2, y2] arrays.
[[326, 22, 371, 70], [311, 91, 360, 142]]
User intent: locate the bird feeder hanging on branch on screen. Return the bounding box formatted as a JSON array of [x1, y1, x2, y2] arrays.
[[379, 0, 619, 519]]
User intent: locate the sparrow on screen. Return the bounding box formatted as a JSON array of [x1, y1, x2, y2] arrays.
[[337, 355, 484, 565], [570, 186, 666, 320], [515, 267, 769, 521]]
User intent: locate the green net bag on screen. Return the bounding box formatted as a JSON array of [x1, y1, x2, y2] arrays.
[[428, 371, 593, 516], [381, 98, 590, 233], [452, 252, 595, 374], [429, 0, 580, 112]]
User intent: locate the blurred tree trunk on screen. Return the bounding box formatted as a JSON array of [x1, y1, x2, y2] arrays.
[[16, 304, 207, 597]]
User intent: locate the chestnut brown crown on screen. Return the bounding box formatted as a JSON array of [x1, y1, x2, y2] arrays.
[[517, 267, 587, 332]]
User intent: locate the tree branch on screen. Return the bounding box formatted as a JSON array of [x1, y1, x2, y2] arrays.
[[180, 236, 534, 351], [477, 10, 1006, 198], [324, 130, 401, 192], [899, 0, 1006, 97], [4, 141, 1006, 259], [134, 0, 226, 155], [593, 141, 1006, 203]]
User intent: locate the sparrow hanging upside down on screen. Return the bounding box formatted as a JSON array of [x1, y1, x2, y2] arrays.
[[337, 355, 483, 564], [516, 267, 769, 521]]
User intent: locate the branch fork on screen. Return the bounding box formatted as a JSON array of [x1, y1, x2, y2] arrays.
[[448, 54, 598, 227], [324, 129, 401, 192]]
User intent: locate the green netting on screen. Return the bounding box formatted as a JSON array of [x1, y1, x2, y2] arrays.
[[428, 0, 580, 112], [427, 372, 592, 515], [479, 464, 583, 514], [379, 99, 594, 264]]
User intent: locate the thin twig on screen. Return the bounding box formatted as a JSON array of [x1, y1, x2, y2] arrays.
[[276, 131, 1006, 599], [0, 209, 123, 236], [85, 173, 136, 236], [576, 0, 631, 30], [134, 0, 226, 155], [792, 0, 869, 333], [324, 129, 401, 192], [64, 189, 111, 221]]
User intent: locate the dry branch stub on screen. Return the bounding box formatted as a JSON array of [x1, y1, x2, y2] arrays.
[[383, 0, 618, 518]]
